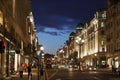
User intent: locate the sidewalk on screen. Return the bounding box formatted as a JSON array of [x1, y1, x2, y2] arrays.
[[0, 68, 44, 80], [0, 68, 57, 80]]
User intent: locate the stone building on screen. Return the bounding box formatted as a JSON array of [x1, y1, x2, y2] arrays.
[[82, 9, 107, 68], [65, 9, 107, 68], [106, 0, 120, 68], [0, 0, 37, 77]]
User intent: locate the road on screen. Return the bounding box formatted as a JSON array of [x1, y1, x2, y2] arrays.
[[49, 68, 120, 80]]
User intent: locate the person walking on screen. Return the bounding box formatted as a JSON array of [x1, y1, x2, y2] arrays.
[[24, 63, 27, 72], [118, 65, 120, 76], [10, 63, 14, 74], [27, 63, 32, 80], [18, 63, 24, 80]]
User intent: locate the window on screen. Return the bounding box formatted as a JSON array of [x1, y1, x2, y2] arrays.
[[101, 39, 105, 46], [102, 12, 106, 18], [101, 22, 104, 27]]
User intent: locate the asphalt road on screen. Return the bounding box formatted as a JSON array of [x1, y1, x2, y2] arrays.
[[49, 68, 120, 80]]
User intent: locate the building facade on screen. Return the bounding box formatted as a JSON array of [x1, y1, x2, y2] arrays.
[[61, 9, 107, 68], [57, 0, 120, 69], [0, 0, 37, 76], [82, 9, 107, 67], [106, 0, 120, 68]]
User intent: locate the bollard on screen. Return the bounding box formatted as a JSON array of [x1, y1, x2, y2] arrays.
[[28, 73, 32, 80]]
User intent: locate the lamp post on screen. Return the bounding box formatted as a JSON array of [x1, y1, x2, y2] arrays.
[[6, 42, 9, 77], [75, 36, 81, 70], [37, 50, 40, 80], [75, 36, 84, 70], [37, 45, 44, 80], [59, 49, 64, 64]]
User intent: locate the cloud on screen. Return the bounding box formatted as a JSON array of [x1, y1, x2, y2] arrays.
[[35, 15, 79, 36], [32, 0, 107, 36], [35, 15, 79, 29], [36, 25, 74, 36], [45, 31, 59, 36]]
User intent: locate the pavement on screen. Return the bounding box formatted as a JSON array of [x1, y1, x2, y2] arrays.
[[0, 68, 57, 80]]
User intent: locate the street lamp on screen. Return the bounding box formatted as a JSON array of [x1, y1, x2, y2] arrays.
[[37, 45, 44, 80], [75, 36, 84, 70], [59, 49, 65, 64], [75, 37, 81, 70], [40, 46, 44, 51], [37, 49, 40, 80], [75, 36, 81, 59]]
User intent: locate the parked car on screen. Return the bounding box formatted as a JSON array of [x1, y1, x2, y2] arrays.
[[87, 66, 97, 71]]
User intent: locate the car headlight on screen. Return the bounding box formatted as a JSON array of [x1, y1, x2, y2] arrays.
[[94, 68, 96, 70], [75, 65, 77, 67], [89, 67, 92, 70], [70, 65, 72, 68]]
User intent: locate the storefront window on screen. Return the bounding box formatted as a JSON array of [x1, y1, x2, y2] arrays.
[[0, 11, 3, 25]]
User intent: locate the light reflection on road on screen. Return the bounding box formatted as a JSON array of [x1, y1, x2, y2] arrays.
[[56, 78, 61, 80], [93, 76, 101, 80], [88, 71, 98, 74], [50, 68, 120, 80]]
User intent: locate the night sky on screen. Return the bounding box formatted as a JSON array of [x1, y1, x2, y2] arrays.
[[31, 0, 107, 54]]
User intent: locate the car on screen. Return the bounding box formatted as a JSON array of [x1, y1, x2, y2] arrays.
[[69, 64, 79, 71], [58, 64, 65, 68], [87, 66, 97, 71]]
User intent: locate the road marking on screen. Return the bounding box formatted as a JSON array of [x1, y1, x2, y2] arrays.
[[56, 78, 61, 80], [49, 69, 59, 80], [94, 76, 101, 80], [109, 78, 120, 80]]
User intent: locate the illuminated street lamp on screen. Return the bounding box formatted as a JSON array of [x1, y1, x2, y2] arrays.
[[75, 36, 84, 70], [37, 45, 44, 80], [40, 46, 44, 51], [75, 36, 81, 59], [59, 49, 65, 64], [37, 48, 40, 80]]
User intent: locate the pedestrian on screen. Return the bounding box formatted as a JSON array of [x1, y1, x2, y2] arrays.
[[112, 65, 116, 72], [10, 63, 14, 74], [27, 63, 32, 79], [118, 65, 120, 76], [18, 63, 24, 80], [24, 63, 27, 72]]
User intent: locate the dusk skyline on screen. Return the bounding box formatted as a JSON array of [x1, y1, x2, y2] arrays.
[[31, 0, 107, 54]]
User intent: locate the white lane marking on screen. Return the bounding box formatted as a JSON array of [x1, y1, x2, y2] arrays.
[[94, 76, 101, 80], [56, 78, 61, 80]]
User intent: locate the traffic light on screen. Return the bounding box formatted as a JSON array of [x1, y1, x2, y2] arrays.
[[0, 41, 6, 53]]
